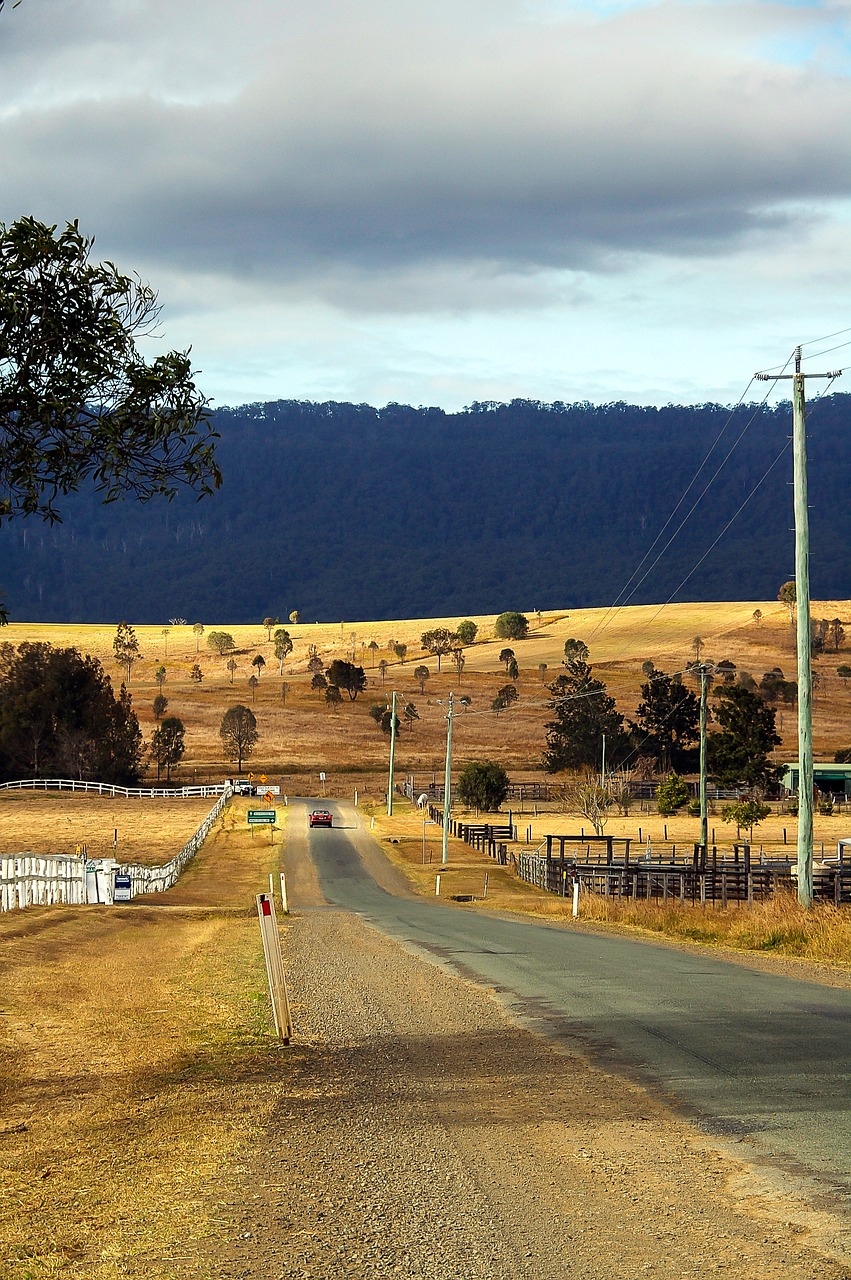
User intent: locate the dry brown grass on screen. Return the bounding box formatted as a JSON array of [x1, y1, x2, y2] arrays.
[[5, 598, 851, 782], [0, 805, 291, 1279], [0, 792, 216, 863]]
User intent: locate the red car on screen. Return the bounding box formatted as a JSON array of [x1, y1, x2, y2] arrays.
[[309, 809, 333, 828]]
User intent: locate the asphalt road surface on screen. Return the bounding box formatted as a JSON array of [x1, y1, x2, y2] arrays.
[[293, 799, 850, 1231]]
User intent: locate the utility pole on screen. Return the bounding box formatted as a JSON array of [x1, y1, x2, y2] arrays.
[[692, 661, 715, 860], [757, 348, 842, 907], [441, 691, 454, 866], [386, 690, 397, 817]]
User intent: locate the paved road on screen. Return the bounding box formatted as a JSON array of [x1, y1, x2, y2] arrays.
[[293, 800, 851, 1226]]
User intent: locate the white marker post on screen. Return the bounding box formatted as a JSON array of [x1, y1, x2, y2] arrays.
[[255, 892, 292, 1043], [572, 880, 580, 918], [279, 870, 289, 914]]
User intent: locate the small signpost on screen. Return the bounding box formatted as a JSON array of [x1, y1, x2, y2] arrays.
[[255, 892, 292, 1043], [248, 809, 276, 824], [113, 873, 133, 903]]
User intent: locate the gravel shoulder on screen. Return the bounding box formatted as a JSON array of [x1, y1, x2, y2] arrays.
[[208, 903, 849, 1279]]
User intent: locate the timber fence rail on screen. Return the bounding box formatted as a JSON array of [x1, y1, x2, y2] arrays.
[[0, 786, 232, 911], [117, 788, 230, 897], [0, 779, 226, 798]]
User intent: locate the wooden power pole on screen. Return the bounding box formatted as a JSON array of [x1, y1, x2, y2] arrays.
[[757, 347, 842, 906]]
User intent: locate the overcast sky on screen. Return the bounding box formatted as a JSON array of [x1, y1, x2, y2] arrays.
[[2, 0, 849, 410]]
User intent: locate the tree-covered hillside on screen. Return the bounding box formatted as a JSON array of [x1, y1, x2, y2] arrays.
[[4, 396, 849, 622]]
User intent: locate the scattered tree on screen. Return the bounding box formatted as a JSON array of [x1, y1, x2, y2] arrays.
[[569, 773, 614, 836], [311, 671, 328, 696], [457, 760, 510, 812], [506, 656, 519, 681], [367, 640, 380, 667], [273, 628, 294, 674], [0, 217, 220, 523], [563, 638, 589, 663], [153, 694, 168, 721], [414, 665, 430, 694], [629, 668, 699, 774], [499, 647, 515, 672], [393, 643, 408, 664], [251, 654, 266, 679], [752, 609, 763, 627], [709, 685, 781, 791], [452, 647, 466, 686], [326, 660, 367, 700], [263, 616, 279, 641], [421, 628, 456, 671], [492, 683, 518, 716], [456, 620, 478, 646], [155, 664, 166, 692], [325, 684, 342, 713], [778, 580, 796, 624], [161, 627, 170, 656], [722, 798, 771, 840], [227, 658, 237, 684], [656, 773, 690, 816], [150, 715, 185, 782], [494, 611, 529, 640], [219, 705, 258, 771], [378, 659, 389, 686], [307, 654, 324, 676], [193, 622, 204, 652], [207, 631, 235, 656], [716, 659, 737, 684], [542, 660, 627, 773], [829, 618, 845, 652], [248, 674, 259, 703], [837, 665, 851, 687], [403, 702, 419, 731], [190, 663, 203, 683], [113, 621, 142, 684], [289, 610, 301, 625], [691, 636, 704, 663]]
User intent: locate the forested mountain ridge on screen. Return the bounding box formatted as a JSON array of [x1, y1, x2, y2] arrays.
[[4, 395, 850, 623]]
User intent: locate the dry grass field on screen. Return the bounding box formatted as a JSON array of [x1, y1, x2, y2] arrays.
[[4, 598, 851, 786]]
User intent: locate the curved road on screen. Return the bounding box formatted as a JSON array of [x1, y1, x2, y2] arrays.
[[290, 799, 851, 1233]]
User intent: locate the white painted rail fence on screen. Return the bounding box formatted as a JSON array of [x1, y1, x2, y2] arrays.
[[0, 787, 232, 911], [0, 854, 85, 910], [0, 778, 225, 798]]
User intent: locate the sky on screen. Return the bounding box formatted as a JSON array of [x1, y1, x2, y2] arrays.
[[1, 0, 850, 411]]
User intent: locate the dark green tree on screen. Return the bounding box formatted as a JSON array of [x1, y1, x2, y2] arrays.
[[656, 773, 689, 816], [494, 612, 529, 640], [629, 668, 699, 773], [327, 659, 367, 700], [219, 704, 258, 771], [708, 685, 781, 791], [150, 716, 185, 782], [542, 660, 627, 773], [0, 642, 143, 783], [456, 620, 478, 646], [457, 760, 510, 812], [414, 665, 430, 694], [274, 628, 293, 674], [152, 694, 168, 720], [563, 638, 589, 662], [0, 217, 219, 523]]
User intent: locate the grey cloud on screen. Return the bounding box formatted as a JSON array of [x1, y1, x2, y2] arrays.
[[2, 0, 850, 312]]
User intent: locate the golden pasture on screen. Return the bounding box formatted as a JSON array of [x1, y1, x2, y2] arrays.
[[3, 599, 851, 784]]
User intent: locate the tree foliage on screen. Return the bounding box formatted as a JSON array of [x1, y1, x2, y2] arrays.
[[542, 660, 627, 773], [113, 621, 142, 683], [150, 715, 185, 782], [0, 642, 143, 783], [457, 760, 510, 812], [708, 685, 781, 791], [721, 798, 771, 838], [207, 630, 235, 656], [327, 659, 367, 700], [456, 620, 478, 646], [219, 704, 258, 771], [563, 638, 589, 663], [494, 611, 529, 640], [629, 667, 699, 773], [413, 665, 430, 693], [0, 217, 220, 523], [420, 628, 456, 670], [656, 772, 689, 816]]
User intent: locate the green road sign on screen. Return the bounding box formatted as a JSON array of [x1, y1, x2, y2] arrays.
[[248, 810, 276, 824]]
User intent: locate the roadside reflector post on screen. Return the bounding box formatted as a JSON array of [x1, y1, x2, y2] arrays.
[[280, 870, 289, 914], [435, 874, 441, 897], [255, 892, 293, 1044], [572, 880, 580, 918], [483, 871, 489, 899]]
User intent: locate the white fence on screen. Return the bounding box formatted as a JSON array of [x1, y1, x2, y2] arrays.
[[0, 787, 232, 911], [0, 854, 86, 911], [0, 778, 225, 798]]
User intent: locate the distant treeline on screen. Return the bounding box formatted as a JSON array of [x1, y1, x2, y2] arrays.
[[4, 395, 850, 623]]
